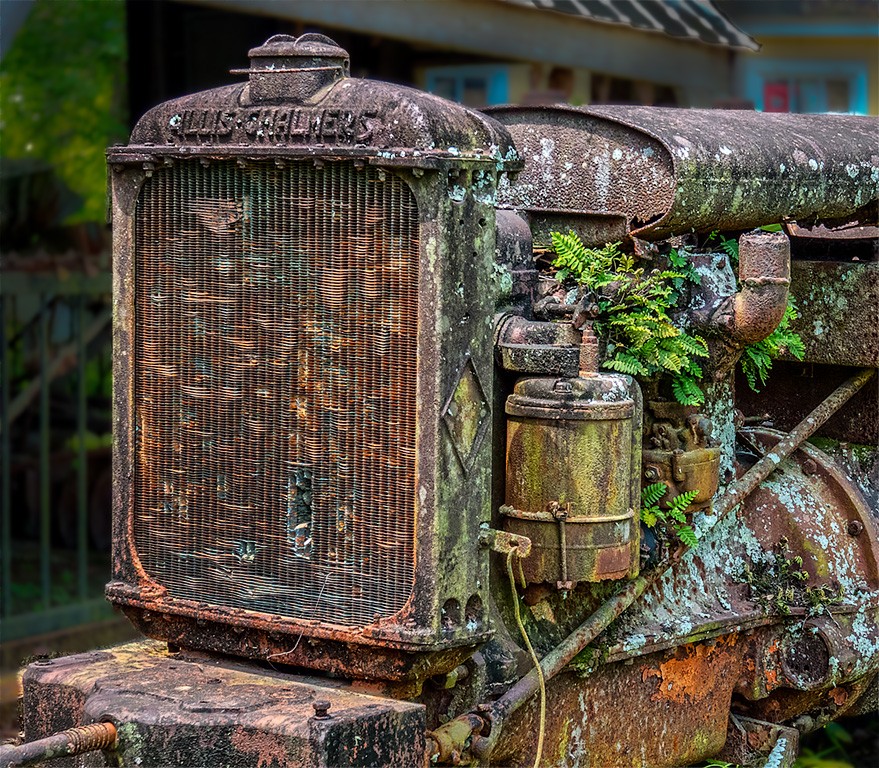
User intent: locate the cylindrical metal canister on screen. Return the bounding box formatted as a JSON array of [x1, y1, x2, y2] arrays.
[[503, 374, 641, 585]]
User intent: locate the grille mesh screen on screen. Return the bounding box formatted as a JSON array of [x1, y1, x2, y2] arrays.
[[133, 160, 419, 627]]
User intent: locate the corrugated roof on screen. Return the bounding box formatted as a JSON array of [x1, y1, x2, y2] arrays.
[[501, 0, 759, 50]]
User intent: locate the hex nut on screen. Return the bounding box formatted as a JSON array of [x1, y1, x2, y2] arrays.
[[312, 699, 332, 719]]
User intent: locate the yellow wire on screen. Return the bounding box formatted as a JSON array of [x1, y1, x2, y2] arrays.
[[506, 548, 546, 768]]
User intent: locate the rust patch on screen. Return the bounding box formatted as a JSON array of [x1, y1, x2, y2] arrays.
[[650, 636, 738, 705]]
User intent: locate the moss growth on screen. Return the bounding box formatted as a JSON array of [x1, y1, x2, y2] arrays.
[[808, 437, 877, 465]]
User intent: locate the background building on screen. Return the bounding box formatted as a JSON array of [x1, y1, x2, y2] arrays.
[[718, 0, 878, 114]]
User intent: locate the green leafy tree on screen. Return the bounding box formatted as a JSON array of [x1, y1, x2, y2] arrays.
[[551, 231, 708, 405], [1, 0, 128, 225]]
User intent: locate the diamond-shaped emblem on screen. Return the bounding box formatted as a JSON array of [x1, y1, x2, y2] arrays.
[[442, 356, 490, 474]]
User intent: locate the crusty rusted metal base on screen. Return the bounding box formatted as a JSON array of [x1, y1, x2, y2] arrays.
[[21, 641, 425, 768]]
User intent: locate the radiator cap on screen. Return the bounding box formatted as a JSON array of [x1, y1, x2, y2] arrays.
[[240, 34, 350, 104]]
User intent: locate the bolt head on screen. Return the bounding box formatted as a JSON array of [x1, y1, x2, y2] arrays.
[[312, 699, 332, 719], [847, 520, 864, 537]]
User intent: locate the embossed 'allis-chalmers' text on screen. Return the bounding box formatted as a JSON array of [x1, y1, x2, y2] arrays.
[[167, 108, 379, 144]]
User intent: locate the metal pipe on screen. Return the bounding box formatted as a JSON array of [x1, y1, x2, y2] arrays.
[[730, 231, 791, 346], [0, 721, 117, 766], [488, 105, 879, 241], [434, 366, 876, 763], [711, 367, 874, 520]]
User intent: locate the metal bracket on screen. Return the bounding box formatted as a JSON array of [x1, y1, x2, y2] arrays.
[[478, 525, 532, 558], [548, 501, 574, 590]]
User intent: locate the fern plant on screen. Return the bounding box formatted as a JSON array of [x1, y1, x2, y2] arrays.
[[739, 298, 806, 391], [640, 482, 699, 548], [551, 232, 708, 405]]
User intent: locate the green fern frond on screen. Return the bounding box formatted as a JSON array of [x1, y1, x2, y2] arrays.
[[549, 231, 706, 404], [720, 238, 739, 261], [683, 358, 703, 378], [605, 353, 648, 376], [669, 490, 699, 515], [641, 482, 667, 508], [739, 298, 803, 392], [675, 334, 709, 357], [652, 322, 681, 339], [640, 508, 659, 527], [671, 375, 705, 406], [656, 349, 683, 374], [677, 525, 699, 548], [639, 484, 701, 549]]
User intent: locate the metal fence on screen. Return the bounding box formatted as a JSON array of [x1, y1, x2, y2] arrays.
[[1, 271, 115, 641]]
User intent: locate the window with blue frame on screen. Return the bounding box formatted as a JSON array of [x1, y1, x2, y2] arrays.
[[425, 65, 509, 107], [743, 59, 868, 114]]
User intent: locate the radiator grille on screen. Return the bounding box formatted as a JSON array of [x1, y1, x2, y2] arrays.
[[133, 160, 419, 627]]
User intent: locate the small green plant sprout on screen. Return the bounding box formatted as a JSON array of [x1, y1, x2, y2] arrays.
[[739, 298, 806, 392], [550, 232, 709, 406], [706, 224, 781, 266], [640, 482, 699, 548], [667, 244, 700, 289], [738, 538, 844, 618], [707, 229, 741, 267]]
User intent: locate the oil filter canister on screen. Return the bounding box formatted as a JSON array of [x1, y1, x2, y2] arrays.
[[503, 374, 642, 586]]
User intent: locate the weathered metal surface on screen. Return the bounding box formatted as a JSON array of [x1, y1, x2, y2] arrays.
[[731, 231, 792, 346], [503, 375, 641, 584], [787, 221, 879, 261], [739, 428, 879, 591], [737, 649, 879, 730], [487, 105, 879, 242], [490, 636, 746, 768], [90, 39, 879, 766], [431, 368, 877, 764], [717, 716, 799, 768], [785, 260, 879, 368], [643, 400, 721, 513], [21, 641, 426, 767], [735, 362, 879, 447], [494, 210, 538, 311], [494, 315, 580, 377], [107, 36, 523, 678]]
